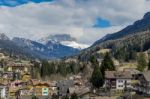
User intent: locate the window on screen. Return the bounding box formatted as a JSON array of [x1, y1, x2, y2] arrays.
[[118, 80, 123, 83], [118, 85, 123, 87]]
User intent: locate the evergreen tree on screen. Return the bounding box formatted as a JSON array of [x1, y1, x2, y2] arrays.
[[51, 94, 58, 99], [137, 53, 148, 71], [32, 62, 41, 79], [41, 60, 49, 77], [71, 93, 78, 99], [40, 60, 56, 78], [113, 47, 137, 62], [70, 62, 79, 74], [32, 95, 38, 99], [48, 62, 56, 76], [90, 55, 98, 65], [62, 95, 69, 99], [148, 60, 150, 70], [57, 62, 67, 76], [100, 52, 115, 76], [91, 64, 104, 88]]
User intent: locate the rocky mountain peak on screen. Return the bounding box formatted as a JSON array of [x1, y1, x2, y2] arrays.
[[0, 33, 9, 40]]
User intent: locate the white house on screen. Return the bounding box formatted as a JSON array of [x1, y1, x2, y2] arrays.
[[105, 71, 132, 92], [0, 85, 7, 99]]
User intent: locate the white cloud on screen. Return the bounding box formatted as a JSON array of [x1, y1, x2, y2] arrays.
[[0, 0, 149, 45], [78, 26, 125, 45]]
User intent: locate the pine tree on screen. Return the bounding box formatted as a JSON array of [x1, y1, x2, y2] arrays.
[[62, 95, 69, 99], [71, 93, 78, 99], [57, 62, 67, 76], [100, 53, 115, 76], [70, 62, 79, 74], [91, 64, 104, 88], [40, 60, 56, 78], [32, 95, 38, 99], [148, 60, 150, 70], [137, 53, 148, 71], [90, 55, 98, 65]]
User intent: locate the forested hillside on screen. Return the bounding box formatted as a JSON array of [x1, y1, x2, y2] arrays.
[[93, 12, 150, 46], [78, 12, 150, 62]]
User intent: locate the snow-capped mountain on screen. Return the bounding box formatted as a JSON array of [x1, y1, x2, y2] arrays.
[[12, 37, 79, 59], [0, 33, 83, 59], [60, 41, 89, 49], [38, 34, 89, 49], [12, 37, 48, 52], [38, 34, 76, 44], [0, 33, 10, 40]]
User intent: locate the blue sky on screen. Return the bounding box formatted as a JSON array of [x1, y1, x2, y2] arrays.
[[0, 0, 53, 6], [0, 0, 149, 45], [0, 0, 111, 28], [93, 18, 111, 28]]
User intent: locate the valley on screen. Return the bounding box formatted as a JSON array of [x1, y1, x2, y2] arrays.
[[0, 1, 150, 99]]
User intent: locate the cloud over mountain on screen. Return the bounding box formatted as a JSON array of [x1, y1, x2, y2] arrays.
[[0, 0, 149, 45]]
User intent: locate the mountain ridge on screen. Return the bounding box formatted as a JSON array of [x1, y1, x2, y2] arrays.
[[38, 34, 89, 49], [93, 12, 150, 46], [0, 34, 79, 59], [76, 12, 150, 62], [12, 37, 79, 59]]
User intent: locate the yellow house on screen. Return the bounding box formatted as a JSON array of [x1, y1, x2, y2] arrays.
[[0, 53, 5, 60], [32, 80, 52, 96], [7, 61, 33, 74], [22, 74, 31, 82]]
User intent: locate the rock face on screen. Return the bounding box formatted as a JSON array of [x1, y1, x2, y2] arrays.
[[12, 37, 79, 59], [0, 33, 10, 40], [38, 34, 89, 49], [93, 12, 150, 46], [38, 34, 76, 44], [0, 33, 79, 59]]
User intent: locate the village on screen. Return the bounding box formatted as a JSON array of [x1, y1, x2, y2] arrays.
[[0, 49, 149, 99], [0, 0, 149, 99]]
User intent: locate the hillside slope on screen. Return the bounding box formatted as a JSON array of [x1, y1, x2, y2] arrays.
[[78, 12, 150, 62], [93, 12, 150, 46]]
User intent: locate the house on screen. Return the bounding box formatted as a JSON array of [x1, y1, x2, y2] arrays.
[[68, 86, 90, 96], [7, 61, 33, 74], [1, 72, 21, 83], [105, 71, 132, 92], [2, 72, 14, 81], [19, 88, 33, 96], [22, 74, 31, 82], [0, 84, 8, 99], [124, 68, 142, 80], [56, 80, 74, 96], [68, 86, 99, 99], [135, 70, 150, 95], [50, 81, 57, 95], [31, 80, 52, 96], [10, 80, 29, 88], [0, 53, 6, 60]]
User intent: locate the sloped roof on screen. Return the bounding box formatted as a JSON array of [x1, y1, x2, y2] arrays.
[[105, 71, 132, 79], [143, 70, 150, 81]]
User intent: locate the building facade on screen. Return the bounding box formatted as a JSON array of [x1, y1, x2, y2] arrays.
[[105, 71, 132, 92], [0, 85, 8, 99], [135, 71, 150, 95]]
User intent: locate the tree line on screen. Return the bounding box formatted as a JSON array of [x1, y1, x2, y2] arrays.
[[90, 52, 115, 88], [31, 60, 80, 79]]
